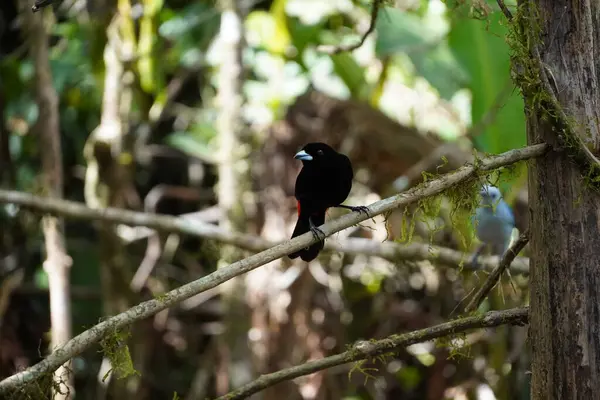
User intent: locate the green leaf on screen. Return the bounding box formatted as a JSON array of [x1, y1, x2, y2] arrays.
[[329, 52, 367, 98], [410, 42, 470, 99], [288, 18, 324, 57], [375, 7, 467, 99], [448, 2, 526, 154], [375, 8, 439, 55]]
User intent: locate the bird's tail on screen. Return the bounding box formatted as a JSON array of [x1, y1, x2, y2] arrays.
[[289, 210, 325, 262]]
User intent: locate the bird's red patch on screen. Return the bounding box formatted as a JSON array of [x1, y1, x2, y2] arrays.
[[297, 200, 301, 215]]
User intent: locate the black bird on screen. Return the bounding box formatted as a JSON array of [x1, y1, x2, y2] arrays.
[[289, 142, 368, 262]]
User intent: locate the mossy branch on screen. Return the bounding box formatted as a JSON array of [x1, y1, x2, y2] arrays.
[[217, 307, 529, 400], [0, 144, 546, 394]]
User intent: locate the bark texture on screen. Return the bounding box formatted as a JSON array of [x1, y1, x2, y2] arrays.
[[527, 1, 600, 398]]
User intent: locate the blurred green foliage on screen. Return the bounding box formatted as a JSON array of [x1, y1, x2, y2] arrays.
[[1, 0, 526, 176]]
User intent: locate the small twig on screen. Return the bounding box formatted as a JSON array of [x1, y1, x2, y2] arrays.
[[496, 0, 513, 21], [216, 307, 529, 400], [318, 0, 383, 54], [465, 230, 529, 313]]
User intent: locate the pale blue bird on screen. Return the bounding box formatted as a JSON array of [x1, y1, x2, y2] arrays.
[[470, 184, 515, 268]]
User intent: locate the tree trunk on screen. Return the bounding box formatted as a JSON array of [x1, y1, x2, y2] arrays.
[[215, 0, 252, 395], [525, 1, 600, 398]]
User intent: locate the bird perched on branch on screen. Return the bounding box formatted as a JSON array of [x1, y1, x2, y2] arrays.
[[471, 184, 515, 268], [289, 142, 369, 262]]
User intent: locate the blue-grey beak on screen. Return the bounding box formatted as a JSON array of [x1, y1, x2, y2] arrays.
[[294, 150, 313, 161]]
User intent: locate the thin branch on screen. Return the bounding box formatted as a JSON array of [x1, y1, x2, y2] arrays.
[[329, 238, 530, 275], [0, 188, 530, 273], [217, 307, 529, 400], [0, 194, 532, 276], [0, 189, 529, 274], [0, 188, 267, 251], [464, 230, 529, 313], [496, 0, 513, 21], [318, 0, 383, 54], [0, 143, 546, 394]]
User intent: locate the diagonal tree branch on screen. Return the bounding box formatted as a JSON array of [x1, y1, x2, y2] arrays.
[[0, 143, 546, 394], [217, 307, 529, 400], [465, 229, 530, 313]]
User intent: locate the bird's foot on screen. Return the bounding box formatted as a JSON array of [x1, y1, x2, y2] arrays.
[[338, 204, 370, 216], [309, 218, 326, 241]]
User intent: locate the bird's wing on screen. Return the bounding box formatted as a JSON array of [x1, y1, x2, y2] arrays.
[[496, 200, 515, 227]]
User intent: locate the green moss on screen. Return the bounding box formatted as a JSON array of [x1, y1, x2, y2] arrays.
[[506, 2, 600, 190], [4, 364, 78, 400], [6, 373, 54, 400], [99, 326, 139, 382], [395, 167, 501, 270], [434, 331, 472, 361], [347, 359, 379, 384]]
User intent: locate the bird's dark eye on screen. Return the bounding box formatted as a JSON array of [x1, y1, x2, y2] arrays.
[[317, 150, 324, 155]]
